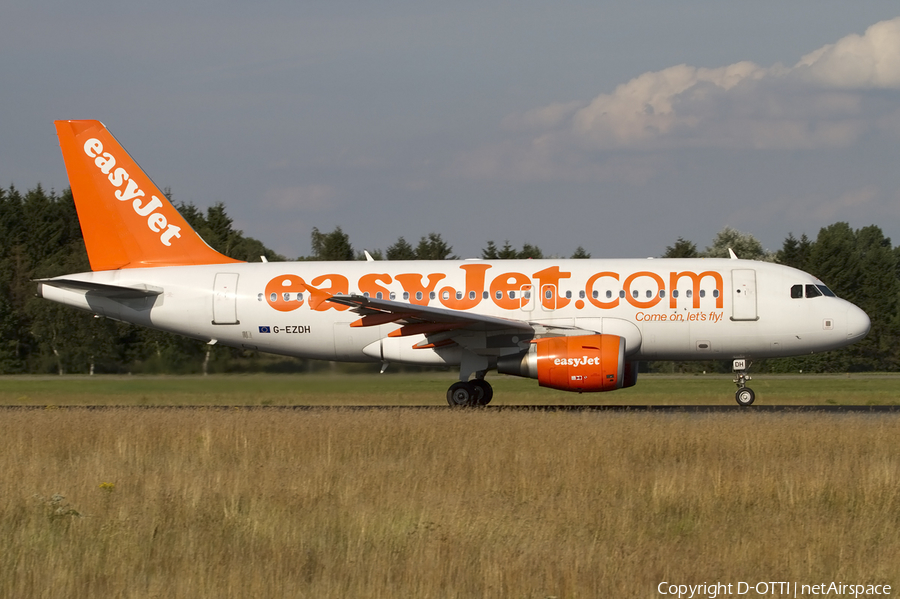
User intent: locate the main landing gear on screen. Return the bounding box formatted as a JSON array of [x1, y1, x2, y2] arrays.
[[446, 378, 493, 407], [733, 359, 755, 406]]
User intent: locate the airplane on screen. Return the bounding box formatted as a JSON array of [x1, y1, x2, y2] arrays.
[[38, 120, 871, 406]]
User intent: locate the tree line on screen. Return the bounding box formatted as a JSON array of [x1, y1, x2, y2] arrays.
[[1, 184, 897, 374]]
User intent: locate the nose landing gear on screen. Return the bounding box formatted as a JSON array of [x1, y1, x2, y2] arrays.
[[733, 359, 755, 406]]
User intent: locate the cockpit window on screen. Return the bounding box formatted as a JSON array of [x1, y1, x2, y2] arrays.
[[792, 283, 837, 299]]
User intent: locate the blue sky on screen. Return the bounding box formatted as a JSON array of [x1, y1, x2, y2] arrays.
[[3, 1, 900, 259]]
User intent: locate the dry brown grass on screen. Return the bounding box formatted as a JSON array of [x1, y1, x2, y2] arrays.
[[2, 409, 899, 598]]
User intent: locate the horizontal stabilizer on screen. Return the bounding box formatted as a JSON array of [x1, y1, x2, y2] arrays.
[[35, 278, 163, 299]]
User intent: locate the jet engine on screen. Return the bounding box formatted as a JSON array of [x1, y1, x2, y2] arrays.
[[497, 334, 635, 392]]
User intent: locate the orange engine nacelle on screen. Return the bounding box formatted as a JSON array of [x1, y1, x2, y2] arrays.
[[497, 334, 627, 392]]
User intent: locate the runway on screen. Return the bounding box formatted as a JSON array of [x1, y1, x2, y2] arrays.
[[3, 404, 900, 412]]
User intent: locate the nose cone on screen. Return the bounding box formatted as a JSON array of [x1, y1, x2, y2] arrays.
[[846, 304, 871, 341]]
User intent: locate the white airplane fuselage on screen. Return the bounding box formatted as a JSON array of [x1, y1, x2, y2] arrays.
[[38, 257, 870, 365]]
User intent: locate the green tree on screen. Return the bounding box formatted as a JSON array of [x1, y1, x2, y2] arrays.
[[498, 241, 519, 259], [482, 240, 543, 259], [518, 244, 543, 259], [482, 241, 499, 260], [847, 225, 900, 370], [570, 246, 591, 259], [176, 201, 284, 262], [386, 237, 417, 260], [415, 233, 455, 260], [663, 237, 698, 258], [776, 233, 812, 271], [702, 227, 771, 261], [309, 226, 354, 261]]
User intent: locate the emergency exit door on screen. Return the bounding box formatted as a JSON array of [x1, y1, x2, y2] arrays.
[[212, 273, 240, 325]]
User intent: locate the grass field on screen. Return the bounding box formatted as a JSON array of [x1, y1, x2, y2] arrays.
[[0, 371, 898, 406], [2, 374, 899, 597]]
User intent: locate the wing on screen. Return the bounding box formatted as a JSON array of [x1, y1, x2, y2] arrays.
[[325, 294, 640, 357], [326, 294, 534, 340]]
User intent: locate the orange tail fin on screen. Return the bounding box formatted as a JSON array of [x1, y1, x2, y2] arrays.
[[55, 120, 243, 270]]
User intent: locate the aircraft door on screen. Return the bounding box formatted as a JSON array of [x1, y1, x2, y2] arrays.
[[212, 273, 240, 325], [730, 269, 758, 321]]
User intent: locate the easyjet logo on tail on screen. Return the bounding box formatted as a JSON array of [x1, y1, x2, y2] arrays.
[[83, 138, 182, 247]]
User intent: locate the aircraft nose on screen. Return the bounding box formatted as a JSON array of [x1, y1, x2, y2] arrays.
[[846, 304, 871, 341]]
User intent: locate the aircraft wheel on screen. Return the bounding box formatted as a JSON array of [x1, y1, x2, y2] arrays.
[[735, 387, 756, 407], [470, 379, 493, 406], [447, 382, 476, 407]]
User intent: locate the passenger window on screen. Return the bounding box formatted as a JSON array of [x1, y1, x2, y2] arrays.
[[469, 291, 476, 300], [673, 290, 679, 298], [416, 291, 423, 300], [632, 290, 639, 299], [270, 293, 277, 302], [403, 292, 410, 300], [579, 290, 585, 299], [442, 291, 449, 300], [713, 290, 719, 298], [495, 291, 502, 300], [363, 292, 370, 298], [686, 290, 692, 298], [390, 292, 397, 300], [805, 285, 822, 298], [619, 290, 626, 298], [257, 293, 263, 302], [376, 292, 383, 300], [791, 285, 803, 299], [457, 291, 463, 300], [483, 291, 489, 300], [565, 290, 572, 299], [429, 292, 436, 300], [605, 290, 611, 299], [282, 292, 290, 302], [545, 289, 553, 299], [700, 290, 706, 298], [510, 290, 517, 299]]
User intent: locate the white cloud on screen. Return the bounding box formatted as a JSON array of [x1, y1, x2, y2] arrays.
[[795, 17, 900, 89], [462, 17, 900, 182]]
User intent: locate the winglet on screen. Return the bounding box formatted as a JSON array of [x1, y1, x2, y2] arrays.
[[55, 120, 243, 271]]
